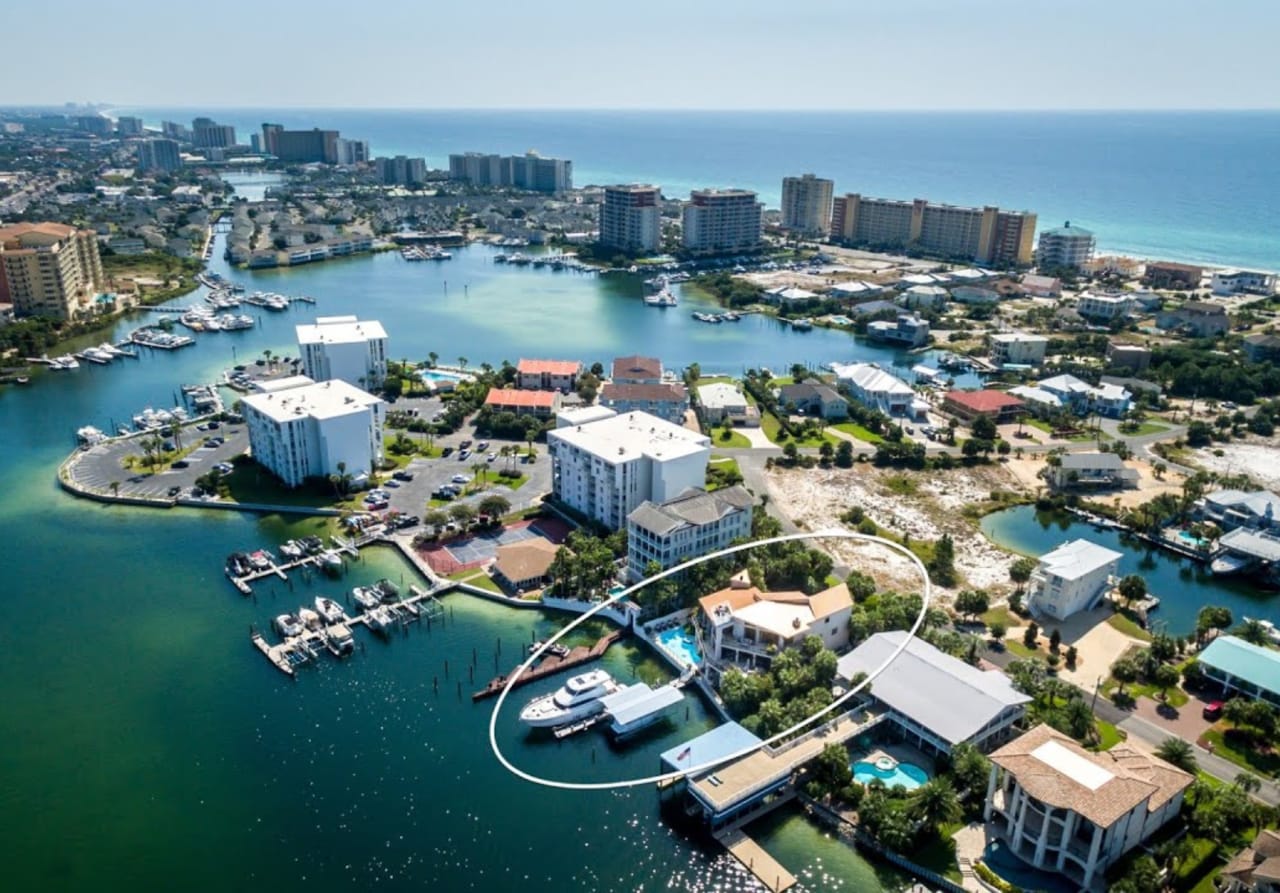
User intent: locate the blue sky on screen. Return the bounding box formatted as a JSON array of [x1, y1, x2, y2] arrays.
[[8, 0, 1279, 109]]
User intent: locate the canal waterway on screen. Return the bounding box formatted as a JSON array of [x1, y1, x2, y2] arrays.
[[981, 506, 1280, 637], [0, 238, 927, 890]]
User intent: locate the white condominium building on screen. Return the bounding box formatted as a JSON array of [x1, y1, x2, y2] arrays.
[[1026, 538, 1123, 621], [296, 315, 388, 390], [1037, 222, 1095, 271], [780, 174, 834, 237], [988, 332, 1049, 367], [548, 410, 711, 531], [626, 485, 753, 582], [599, 185, 661, 253], [682, 189, 763, 255], [242, 377, 386, 488]]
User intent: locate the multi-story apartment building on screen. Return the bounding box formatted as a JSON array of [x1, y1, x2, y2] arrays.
[[548, 409, 710, 531], [242, 377, 386, 488], [681, 189, 763, 255], [625, 485, 753, 581], [780, 174, 834, 237], [516, 358, 581, 392], [985, 724, 1192, 890], [599, 185, 661, 253], [136, 138, 182, 173], [334, 138, 370, 166], [1211, 269, 1277, 296], [161, 120, 191, 141], [295, 315, 388, 390], [375, 156, 427, 186], [447, 151, 572, 191], [192, 118, 236, 149], [600, 355, 689, 423], [0, 222, 104, 320], [988, 332, 1049, 367], [262, 125, 340, 164], [1037, 222, 1096, 271], [115, 116, 144, 136], [830, 193, 1036, 266], [1076, 292, 1135, 322], [1025, 538, 1123, 620]]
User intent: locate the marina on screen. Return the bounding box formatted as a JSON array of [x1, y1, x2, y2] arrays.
[[472, 629, 627, 700]]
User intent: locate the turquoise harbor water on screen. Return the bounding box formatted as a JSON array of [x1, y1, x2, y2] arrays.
[[0, 239, 923, 891], [981, 506, 1280, 636], [119, 108, 1280, 270]]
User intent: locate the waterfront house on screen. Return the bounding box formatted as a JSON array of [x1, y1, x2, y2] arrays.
[[697, 579, 852, 681], [600, 381, 689, 425], [866, 312, 930, 348], [1025, 538, 1123, 621], [548, 410, 710, 531], [625, 485, 753, 582], [777, 382, 848, 419], [1020, 274, 1061, 298], [952, 285, 1001, 305], [1143, 261, 1202, 290], [898, 284, 949, 310], [1076, 291, 1135, 323], [1006, 385, 1062, 417], [832, 362, 924, 419], [1212, 269, 1277, 296], [1049, 452, 1139, 491], [516, 358, 581, 392], [988, 332, 1049, 367], [1197, 635, 1280, 708], [984, 724, 1192, 890], [942, 389, 1026, 424], [1038, 373, 1131, 418], [835, 631, 1030, 757], [1196, 489, 1280, 531], [696, 382, 755, 426]]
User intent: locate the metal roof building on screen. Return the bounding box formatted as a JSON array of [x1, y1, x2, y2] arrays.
[[1198, 635, 1280, 707]]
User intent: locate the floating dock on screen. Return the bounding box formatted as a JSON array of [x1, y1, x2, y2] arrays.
[[471, 630, 626, 700]]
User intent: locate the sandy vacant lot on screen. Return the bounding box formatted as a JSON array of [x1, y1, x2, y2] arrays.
[[765, 463, 1024, 600], [1193, 439, 1280, 490]]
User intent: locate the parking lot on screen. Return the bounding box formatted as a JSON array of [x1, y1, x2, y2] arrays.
[[68, 422, 251, 501]]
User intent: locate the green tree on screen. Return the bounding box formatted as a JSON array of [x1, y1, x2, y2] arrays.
[[1196, 605, 1233, 645], [954, 589, 989, 621], [928, 533, 958, 587], [422, 509, 449, 534], [1023, 622, 1039, 649], [909, 777, 962, 831], [971, 414, 998, 441], [448, 502, 476, 528], [835, 439, 854, 468], [1237, 617, 1271, 646], [810, 743, 853, 797], [478, 494, 511, 519], [1111, 656, 1139, 695], [1155, 737, 1197, 773], [1116, 574, 1147, 607], [1009, 556, 1036, 592], [988, 620, 1007, 644]]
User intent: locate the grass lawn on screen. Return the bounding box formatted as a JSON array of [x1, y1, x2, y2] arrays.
[[1004, 640, 1042, 661], [1093, 720, 1127, 751], [462, 572, 503, 594], [761, 410, 783, 442], [711, 428, 753, 448], [1107, 612, 1154, 642], [980, 606, 1023, 630], [832, 422, 884, 443], [1172, 837, 1223, 893], [1120, 421, 1170, 436], [222, 464, 345, 509], [493, 473, 529, 491], [914, 831, 963, 883], [1201, 726, 1280, 778], [1023, 417, 1101, 442], [707, 455, 743, 491]]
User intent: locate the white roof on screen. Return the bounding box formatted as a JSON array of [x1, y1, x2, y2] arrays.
[[243, 377, 383, 423], [836, 631, 1030, 746], [555, 405, 617, 429], [905, 284, 949, 296], [735, 600, 814, 639], [548, 410, 710, 462], [1039, 374, 1093, 395], [1007, 386, 1062, 408], [698, 382, 747, 410], [831, 362, 914, 397], [772, 286, 818, 301], [1032, 740, 1114, 791], [296, 316, 387, 346], [991, 332, 1049, 345], [1038, 538, 1123, 581]]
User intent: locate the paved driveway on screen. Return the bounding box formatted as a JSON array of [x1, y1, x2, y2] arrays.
[[68, 424, 250, 500], [385, 435, 552, 520]]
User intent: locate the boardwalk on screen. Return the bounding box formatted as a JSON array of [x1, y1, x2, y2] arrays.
[[471, 630, 625, 700], [715, 827, 796, 892]]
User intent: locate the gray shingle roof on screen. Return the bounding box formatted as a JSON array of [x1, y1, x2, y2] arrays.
[[836, 631, 1030, 745], [627, 485, 752, 535]]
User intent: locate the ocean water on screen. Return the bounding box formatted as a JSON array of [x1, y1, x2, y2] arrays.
[[117, 108, 1280, 270]]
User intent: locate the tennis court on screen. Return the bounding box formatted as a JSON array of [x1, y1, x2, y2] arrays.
[[421, 517, 571, 574]]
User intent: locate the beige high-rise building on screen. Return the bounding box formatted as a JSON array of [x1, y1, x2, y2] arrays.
[[780, 173, 834, 237], [830, 193, 1036, 267], [682, 189, 763, 255], [599, 185, 661, 253], [0, 222, 104, 320]]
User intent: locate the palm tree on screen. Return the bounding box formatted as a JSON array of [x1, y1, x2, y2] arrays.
[[457, 356, 468, 372], [166, 419, 184, 451], [471, 461, 488, 488], [428, 351, 438, 369], [1234, 772, 1262, 794], [908, 777, 962, 831], [1237, 618, 1270, 646], [109, 481, 120, 498], [1155, 737, 1197, 774]]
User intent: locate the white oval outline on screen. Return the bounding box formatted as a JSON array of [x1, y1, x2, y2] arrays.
[[488, 529, 932, 791]]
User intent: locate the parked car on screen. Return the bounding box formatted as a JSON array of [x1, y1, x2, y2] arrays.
[[486, 453, 497, 463], [458, 449, 470, 460], [440, 447, 454, 458], [1203, 700, 1225, 721], [459, 439, 473, 450], [451, 474, 470, 484], [392, 470, 414, 481], [170, 460, 189, 469], [167, 486, 182, 497], [476, 441, 489, 451]]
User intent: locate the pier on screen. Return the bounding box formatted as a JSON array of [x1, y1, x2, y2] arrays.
[[715, 825, 797, 893], [227, 554, 318, 596], [471, 629, 626, 700]]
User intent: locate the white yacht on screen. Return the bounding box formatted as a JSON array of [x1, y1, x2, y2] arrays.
[[315, 596, 346, 624], [519, 669, 622, 728]]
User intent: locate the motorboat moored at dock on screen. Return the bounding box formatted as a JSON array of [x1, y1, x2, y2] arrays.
[[519, 669, 623, 728]]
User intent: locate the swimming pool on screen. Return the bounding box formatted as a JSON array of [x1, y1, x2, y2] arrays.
[[981, 840, 1079, 893], [655, 627, 702, 669], [421, 370, 466, 383], [1177, 530, 1210, 549], [852, 757, 929, 791]]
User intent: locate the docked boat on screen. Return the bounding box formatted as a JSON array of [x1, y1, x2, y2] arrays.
[[352, 586, 382, 611], [299, 536, 325, 555], [76, 425, 107, 446], [298, 607, 323, 630], [519, 669, 622, 728], [318, 550, 344, 574], [247, 550, 273, 572], [373, 578, 400, 602], [315, 596, 346, 624], [326, 623, 355, 656], [365, 605, 395, 636], [225, 552, 252, 577], [273, 613, 304, 638], [279, 540, 304, 560]]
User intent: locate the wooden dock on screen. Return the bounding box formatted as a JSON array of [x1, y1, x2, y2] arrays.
[[715, 827, 796, 892], [471, 630, 625, 700], [227, 555, 319, 596]]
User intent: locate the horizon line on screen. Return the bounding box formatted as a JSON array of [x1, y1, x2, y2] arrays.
[[11, 103, 1280, 114]]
